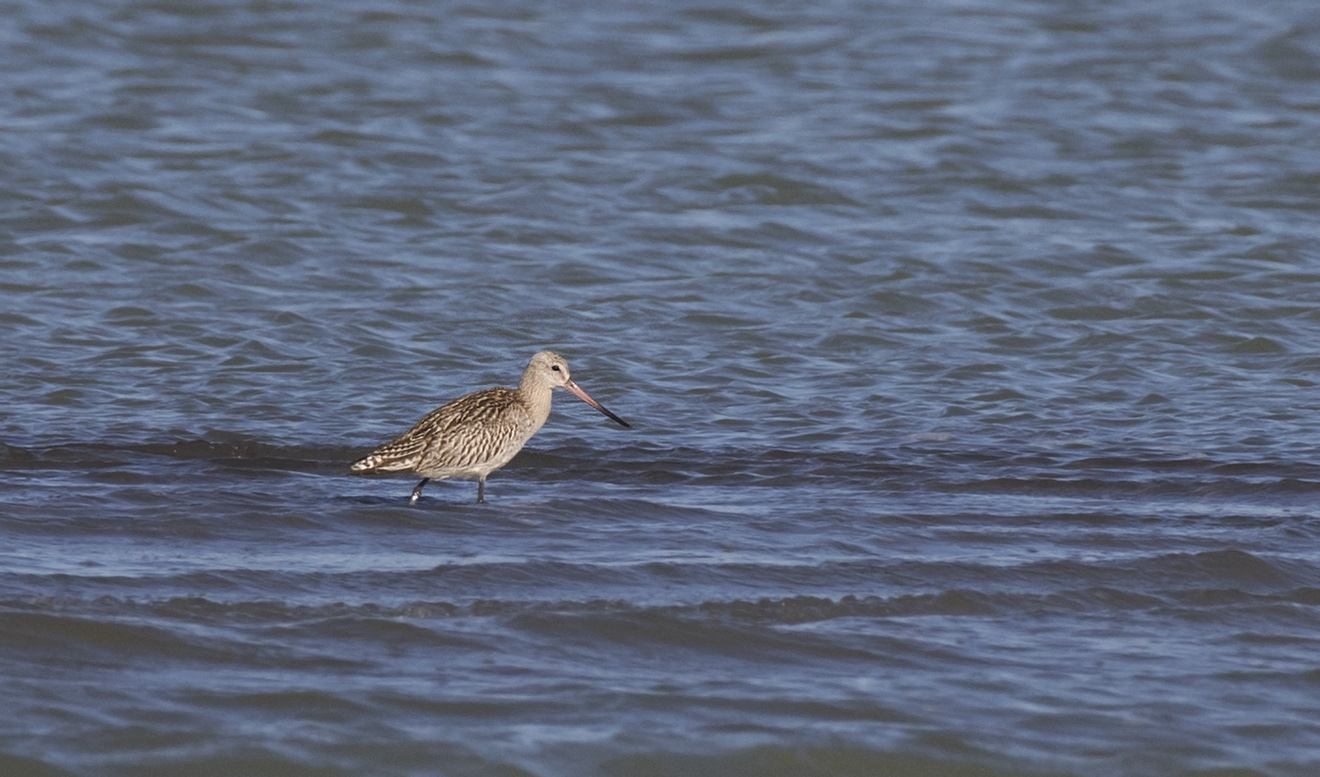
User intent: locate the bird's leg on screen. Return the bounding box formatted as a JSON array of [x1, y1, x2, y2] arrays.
[[477, 477, 486, 504], [410, 478, 430, 505]]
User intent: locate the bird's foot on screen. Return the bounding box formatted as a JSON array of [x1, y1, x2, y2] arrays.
[[409, 477, 429, 505]]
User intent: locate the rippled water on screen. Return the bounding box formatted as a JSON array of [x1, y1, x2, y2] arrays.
[[4, 0, 1320, 775]]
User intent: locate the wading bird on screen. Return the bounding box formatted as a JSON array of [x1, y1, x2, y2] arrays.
[[351, 351, 630, 503]]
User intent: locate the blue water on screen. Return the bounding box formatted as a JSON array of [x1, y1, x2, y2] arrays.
[[3, 1, 1320, 775]]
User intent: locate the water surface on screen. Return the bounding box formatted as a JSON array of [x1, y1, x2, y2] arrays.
[[3, 1, 1320, 775]]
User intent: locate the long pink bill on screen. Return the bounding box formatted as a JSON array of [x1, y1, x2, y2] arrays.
[[565, 379, 631, 428]]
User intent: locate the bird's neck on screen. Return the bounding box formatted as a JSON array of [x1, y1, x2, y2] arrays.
[[517, 374, 556, 419]]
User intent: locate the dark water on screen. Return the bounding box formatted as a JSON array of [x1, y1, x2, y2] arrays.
[[4, 0, 1320, 775]]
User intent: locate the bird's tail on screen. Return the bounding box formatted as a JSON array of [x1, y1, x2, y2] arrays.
[[350, 437, 424, 472]]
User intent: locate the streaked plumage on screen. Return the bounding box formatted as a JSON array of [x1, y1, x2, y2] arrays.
[[351, 350, 630, 504]]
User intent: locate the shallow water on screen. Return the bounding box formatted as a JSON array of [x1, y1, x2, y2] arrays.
[[3, 1, 1320, 775]]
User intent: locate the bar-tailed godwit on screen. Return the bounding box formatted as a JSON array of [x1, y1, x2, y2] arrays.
[[351, 350, 630, 504]]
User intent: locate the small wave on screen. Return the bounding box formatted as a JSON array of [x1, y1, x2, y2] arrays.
[[598, 743, 1067, 777], [8, 436, 1320, 503], [0, 438, 342, 475], [9, 579, 1317, 631], [0, 609, 360, 671]]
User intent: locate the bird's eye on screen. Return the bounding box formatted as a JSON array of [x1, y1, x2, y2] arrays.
[[551, 365, 561, 372]]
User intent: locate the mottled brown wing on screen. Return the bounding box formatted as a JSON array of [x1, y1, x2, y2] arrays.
[[415, 388, 527, 472], [350, 388, 520, 472]]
